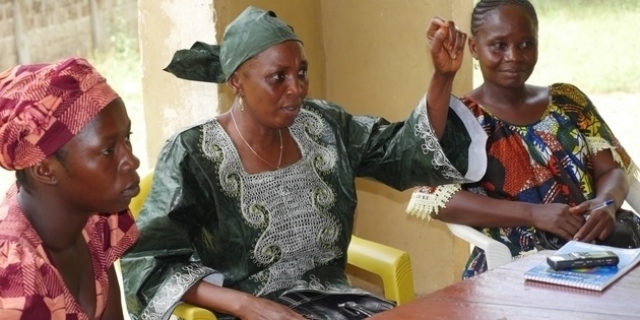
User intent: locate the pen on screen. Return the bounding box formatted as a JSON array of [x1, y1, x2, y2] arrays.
[[584, 199, 614, 219]]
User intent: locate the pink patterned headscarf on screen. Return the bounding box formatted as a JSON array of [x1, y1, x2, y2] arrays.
[[0, 57, 119, 170]]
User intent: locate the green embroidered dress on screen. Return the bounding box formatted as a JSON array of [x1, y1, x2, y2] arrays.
[[121, 97, 486, 319]]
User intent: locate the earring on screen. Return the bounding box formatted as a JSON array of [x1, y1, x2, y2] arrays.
[[238, 97, 244, 111], [473, 60, 479, 70]]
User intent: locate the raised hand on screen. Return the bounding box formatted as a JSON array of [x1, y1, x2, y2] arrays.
[[426, 17, 467, 75], [569, 200, 616, 243]]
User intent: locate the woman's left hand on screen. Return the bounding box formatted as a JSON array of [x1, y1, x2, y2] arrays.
[[570, 200, 616, 243]]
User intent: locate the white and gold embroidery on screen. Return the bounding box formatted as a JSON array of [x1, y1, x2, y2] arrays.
[[201, 108, 342, 297], [406, 184, 462, 219], [414, 101, 465, 181]]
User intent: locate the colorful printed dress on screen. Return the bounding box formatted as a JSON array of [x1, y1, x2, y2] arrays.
[[0, 185, 139, 319], [412, 83, 638, 279], [121, 97, 487, 320]]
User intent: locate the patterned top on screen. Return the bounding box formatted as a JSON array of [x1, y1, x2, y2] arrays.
[[454, 83, 634, 278], [121, 97, 486, 320], [0, 185, 139, 319]]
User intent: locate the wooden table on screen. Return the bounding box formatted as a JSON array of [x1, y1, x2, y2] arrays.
[[369, 251, 640, 320]]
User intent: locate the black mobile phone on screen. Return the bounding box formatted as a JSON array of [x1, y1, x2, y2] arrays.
[[546, 251, 619, 271]]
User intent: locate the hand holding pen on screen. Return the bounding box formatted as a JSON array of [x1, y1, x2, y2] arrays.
[[583, 199, 614, 220], [572, 199, 616, 242]]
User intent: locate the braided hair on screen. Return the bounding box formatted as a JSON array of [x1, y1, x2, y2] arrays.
[[471, 0, 538, 35]]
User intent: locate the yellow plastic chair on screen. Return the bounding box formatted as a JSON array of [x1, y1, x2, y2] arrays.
[[347, 235, 415, 305], [119, 171, 415, 319]]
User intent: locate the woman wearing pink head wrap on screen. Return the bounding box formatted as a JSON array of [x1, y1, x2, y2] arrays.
[[0, 57, 140, 320]]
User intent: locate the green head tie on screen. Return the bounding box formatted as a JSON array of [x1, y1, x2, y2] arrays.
[[164, 6, 302, 83]]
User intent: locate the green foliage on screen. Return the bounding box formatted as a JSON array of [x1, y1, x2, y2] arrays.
[[108, 15, 138, 62]]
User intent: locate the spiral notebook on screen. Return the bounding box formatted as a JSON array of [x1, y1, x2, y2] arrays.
[[523, 241, 640, 291]]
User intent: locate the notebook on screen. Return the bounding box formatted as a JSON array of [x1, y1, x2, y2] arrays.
[[523, 241, 640, 291]]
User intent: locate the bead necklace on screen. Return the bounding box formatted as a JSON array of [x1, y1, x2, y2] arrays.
[[230, 108, 283, 169]]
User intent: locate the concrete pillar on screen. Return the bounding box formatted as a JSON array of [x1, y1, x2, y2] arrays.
[[138, 0, 218, 168]]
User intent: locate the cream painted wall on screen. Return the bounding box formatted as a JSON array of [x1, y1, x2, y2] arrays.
[[139, 0, 474, 298], [320, 0, 474, 295]]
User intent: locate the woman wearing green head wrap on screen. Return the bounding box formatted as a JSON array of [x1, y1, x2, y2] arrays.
[[121, 6, 486, 320]]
